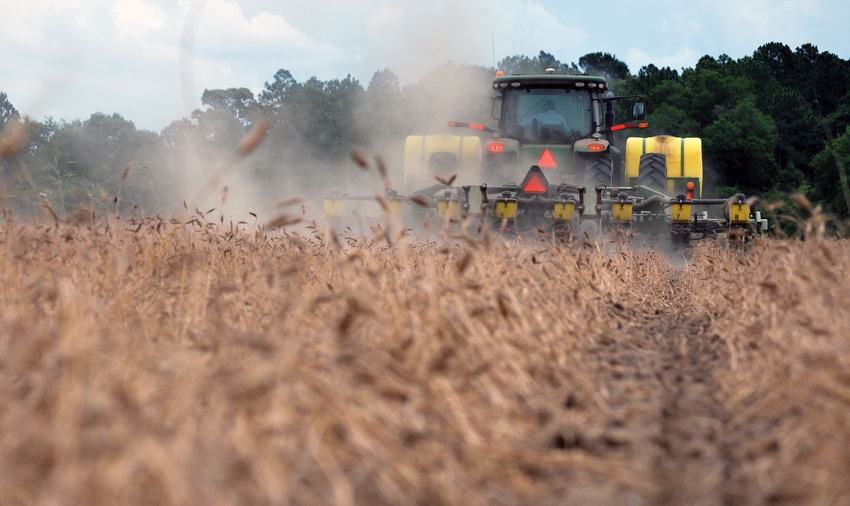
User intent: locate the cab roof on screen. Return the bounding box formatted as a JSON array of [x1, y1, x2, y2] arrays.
[[492, 73, 608, 92]]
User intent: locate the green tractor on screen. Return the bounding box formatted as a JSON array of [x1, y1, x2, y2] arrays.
[[325, 69, 767, 244]]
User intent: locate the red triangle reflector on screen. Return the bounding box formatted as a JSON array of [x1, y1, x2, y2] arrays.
[[538, 149, 557, 168], [524, 174, 547, 193], [521, 166, 549, 194]]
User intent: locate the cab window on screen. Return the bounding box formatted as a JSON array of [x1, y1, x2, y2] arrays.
[[502, 88, 592, 142]]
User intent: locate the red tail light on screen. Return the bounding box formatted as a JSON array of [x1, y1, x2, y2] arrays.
[[588, 143, 606, 151], [487, 142, 504, 152]]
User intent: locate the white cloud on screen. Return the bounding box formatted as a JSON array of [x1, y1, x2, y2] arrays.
[[366, 2, 406, 32], [656, 48, 702, 71], [353, 0, 588, 83], [690, 0, 836, 58], [357, 1, 483, 83], [658, 16, 704, 43], [625, 46, 701, 73], [111, 0, 167, 39], [474, 0, 588, 67], [193, 0, 342, 58]]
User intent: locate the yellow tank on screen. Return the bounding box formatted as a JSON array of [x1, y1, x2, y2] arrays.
[[611, 200, 634, 223], [670, 202, 692, 224], [553, 200, 575, 221], [625, 136, 703, 197], [727, 202, 750, 225], [323, 198, 348, 217], [495, 196, 518, 219], [403, 135, 481, 194]]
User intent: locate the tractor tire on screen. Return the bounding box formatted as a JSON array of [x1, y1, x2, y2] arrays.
[[584, 152, 614, 188], [638, 153, 667, 193]]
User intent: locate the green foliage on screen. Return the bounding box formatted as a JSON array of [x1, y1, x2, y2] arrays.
[[629, 64, 680, 96], [201, 88, 258, 127], [0, 92, 19, 129], [578, 52, 630, 81], [0, 112, 163, 217], [809, 126, 850, 217], [257, 70, 366, 160], [702, 97, 779, 194], [357, 69, 405, 160], [497, 51, 578, 75], [684, 65, 755, 128], [645, 104, 699, 137]]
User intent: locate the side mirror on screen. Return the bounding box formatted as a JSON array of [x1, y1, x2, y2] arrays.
[[492, 96, 502, 121], [632, 101, 646, 121]]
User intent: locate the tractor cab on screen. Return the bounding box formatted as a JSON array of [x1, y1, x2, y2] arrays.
[[478, 72, 644, 186], [495, 75, 600, 144]]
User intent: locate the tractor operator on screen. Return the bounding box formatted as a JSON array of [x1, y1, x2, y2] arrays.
[[522, 99, 571, 136]]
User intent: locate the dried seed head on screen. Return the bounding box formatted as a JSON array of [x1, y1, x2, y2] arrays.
[[456, 251, 473, 273], [408, 195, 430, 207], [791, 193, 812, 214], [435, 174, 457, 186], [351, 152, 369, 169], [237, 119, 270, 156], [267, 214, 301, 229], [275, 196, 306, 208], [0, 122, 27, 158], [376, 155, 387, 178]]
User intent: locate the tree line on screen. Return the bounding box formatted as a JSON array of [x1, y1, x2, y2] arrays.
[[619, 42, 850, 217], [1, 42, 849, 221]]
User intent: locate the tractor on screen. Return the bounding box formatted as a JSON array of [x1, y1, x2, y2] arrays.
[[325, 69, 768, 244]]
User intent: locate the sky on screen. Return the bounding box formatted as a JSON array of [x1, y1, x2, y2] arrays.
[[2, 0, 849, 132]]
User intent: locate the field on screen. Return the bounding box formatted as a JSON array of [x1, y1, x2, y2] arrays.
[[1, 213, 849, 505]]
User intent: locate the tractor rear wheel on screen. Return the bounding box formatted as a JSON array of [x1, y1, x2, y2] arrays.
[[584, 152, 614, 188], [638, 153, 667, 193]]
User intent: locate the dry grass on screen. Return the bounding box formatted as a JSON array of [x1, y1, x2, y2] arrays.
[[685, 240, 850, 503], [0, 213, 848, 505]]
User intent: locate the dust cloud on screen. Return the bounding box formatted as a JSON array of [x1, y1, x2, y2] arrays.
[[171, 65, 497, 229], [164, 2, 499, 228], [0, 7, 500, 230]]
